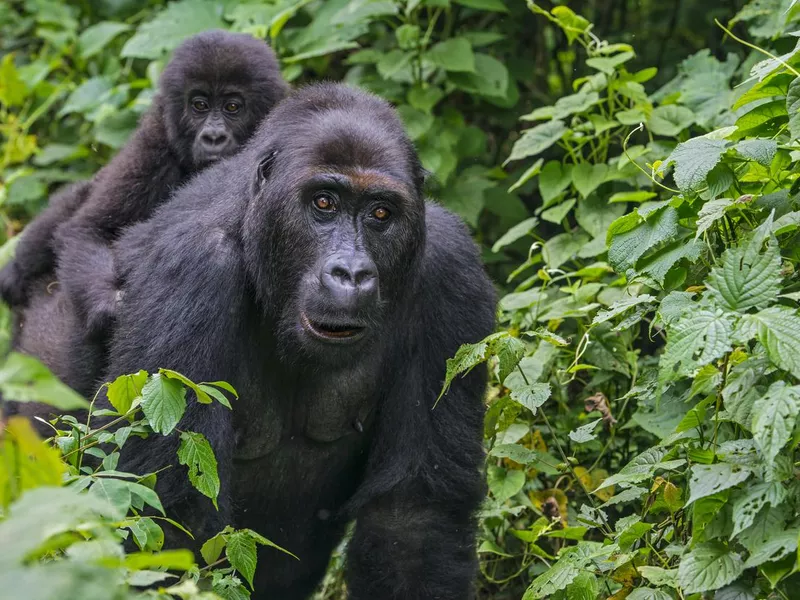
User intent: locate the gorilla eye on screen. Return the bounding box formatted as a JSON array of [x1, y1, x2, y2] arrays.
[[192, 98, 209, 112], [373, 207, 390, 221], [224, 101, 241, 114], [313, 192, 336, 212]]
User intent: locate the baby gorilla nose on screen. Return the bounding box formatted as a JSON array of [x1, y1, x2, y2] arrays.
[[200, 125, 231, 149], [321, 253, 378, 311]]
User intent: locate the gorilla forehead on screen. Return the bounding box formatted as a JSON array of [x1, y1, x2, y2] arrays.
[[160, 30, 283, 94]]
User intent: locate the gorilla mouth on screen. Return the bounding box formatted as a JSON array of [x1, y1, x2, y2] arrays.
[[301, 313, 365, 342]]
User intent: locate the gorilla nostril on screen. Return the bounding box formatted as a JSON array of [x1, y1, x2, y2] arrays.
[[201, 131, 229, 147], [330, 265, 352, 284]]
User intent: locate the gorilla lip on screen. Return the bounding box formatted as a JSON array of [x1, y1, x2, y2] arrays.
[[300, 312, 365, 342]]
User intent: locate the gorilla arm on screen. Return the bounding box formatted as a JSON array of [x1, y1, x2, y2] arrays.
[[105, 183, 247, 546], [0, 180, 92, 307], [345, 204, 496, 600], [54, 112, 183, 337]]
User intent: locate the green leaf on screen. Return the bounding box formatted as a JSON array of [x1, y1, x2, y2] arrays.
[[141, 373, 187, 435], [407, 85, 444, 113], [627, 589, 672, 600], [201, 533, 226, 566], [787, 77, 800, 140], [742, 526, 799, 568], [506, 121, 567, 163], [731, 482, 786, 538], [733, 71, 793, 110], [78, 21, 131, 59], [125, 549, 194, 571], [450, 53, 509, 99], [686, 463, 752, 506], [678, 542, 744, 594], [121, 0, 225, 59], [126, 482, 165, 516], [541, 199, 575, 223], [510, 383, 551, 416], [593, 295, 656, 325], [491, 335, 526, 383], [397, 104, 434, 141], [636, 238, 703, 286], [538, 161, 572, 203], [543, 232, 591, 268], [89, 478, 131, 520], [609, 191, 657, 203], [665, 137, 728, 192], [454, 0, 508, 12], [595, 447, 685, 490], [427, 37, 475, 72], [107, 370, 147, 415], [128, 516, 164, 551], [489, 444, 540, 464], [0, 352, 89, 410], [487, 466, 525, 502], [0, 54, 27, 107], [696, 199, 733, 238], [58, 77, 112, 117], [608, 206, 679, 272], [648, 105, 695, 136], [177, 431, 220, 508], [586, 52, 635, 75], [492, 217, 539, 252], [568, 419, 601, 444], [706, 217, 781, 312], [735, 99, 787, 133], [735, 139, 777, 166], [571, 163, 608, 198], [750, 381, 800, 469], [659, 309, 733, 382], [750, 306, 800, 378]]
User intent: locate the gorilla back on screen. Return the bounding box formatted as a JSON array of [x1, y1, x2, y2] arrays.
[[109, 83, 496, 600]]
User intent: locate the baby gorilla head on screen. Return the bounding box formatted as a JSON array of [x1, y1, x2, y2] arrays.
[[242, 83, 427, 361], [159, 30, 289, 169]]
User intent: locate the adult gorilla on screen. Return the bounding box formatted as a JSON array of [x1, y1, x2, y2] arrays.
[[1, 30, 287, 395], [107, 83, 496, 599]]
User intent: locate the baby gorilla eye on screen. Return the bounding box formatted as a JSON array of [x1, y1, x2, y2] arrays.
[[224, 101, 241, 114], [372, 207, 390, 221], [191, 98, 209, 112], [313, 192, 336, 212]]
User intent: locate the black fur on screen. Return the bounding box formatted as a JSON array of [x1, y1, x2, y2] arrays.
[[105, 83, 496, 599], [7, 30, 287, 395]]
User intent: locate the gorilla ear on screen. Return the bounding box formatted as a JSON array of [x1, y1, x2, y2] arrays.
[[257, 150, 278, 185]]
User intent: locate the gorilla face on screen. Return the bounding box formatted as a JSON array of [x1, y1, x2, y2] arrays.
[[159, 30, 288, 171], [242, 85, 427, 364]]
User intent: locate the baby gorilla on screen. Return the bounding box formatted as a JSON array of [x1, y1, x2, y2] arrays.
[[105, 83, 497, 599], [0, 30, 288, 334]]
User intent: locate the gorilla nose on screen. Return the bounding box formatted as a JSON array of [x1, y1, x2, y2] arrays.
[[200, 128, 230, 148], [321, 254, 378, 309]]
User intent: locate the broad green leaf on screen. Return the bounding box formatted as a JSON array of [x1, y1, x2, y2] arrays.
[[733, 72, 793, 110], [489, 444, 539, 464], [735, 99, 787, 133], [487, 466, 525, 502], [678, 542, 744, 594], [407, 85, 444, 113], [706, 217, 781, 312], [397, 105, 434, 141], [522, 553, 582, 599], [0, 352, 88, 410], [89, 478, 131, 520], [427, 38, 475, 72], [508, 160, 543, 193], [696, 198, 733, 238], [141, 373, 187, 435], [686, 463, 752, 506], [750, 381, 800, 469], [568, 419, 601, 444], [201, 533, 226, 566], [714, 583, 757, 600], [665, 137, 728, 192], [438, 337, 493, 400], [539, 161, 572, 203], [454, 0, 508, 12], [638, 566, 678, 588], [492, 217, 538, 252], [787, 76, 800, 140], [608, 206, 679, 272], [177, 431, 220, 508], [648, 105, 695, 136], [742, 526, 799, 568], [637, 238, 703, 286], [450, 53, 509, 99], [750, 306, 800, 378], [78, 21, 131, 59], [0, 54, 27, 108], [507, 121, 567, 164], [596, 447, 685, 490], [731, 482, 786, 537], [125, 549, 193, 571], [609, 191, 657, 203], [541, 199, 575, 223], [226, 531, 258, 589], [735, 139, 777, 166], [121, 0, 225, 59], [126, 482, 164, 516], [510, 383, 551, 415], [58, 77, 112, 117], [627, 589, 672, 600], [659, 309, 732, 382], [571, 163, 608, 198], [586, 52, 634, 75], [128, 516, 164, 551], [491, 335, 526, 384], [107, 370, 147, 415], [593, 294, 656, 325]]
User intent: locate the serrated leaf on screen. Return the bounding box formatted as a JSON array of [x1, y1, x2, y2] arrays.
[[659, 309, 733, 382], [742, 527, 798, 568], [665, 137, 728, 192], [627, 589, 672, 600], [686, 463, 752, 506], [696, 199, 733, 238], [491, 335, 526, 383], [678, 542, 744, 594], [648, 104, 695, 136], [787, 77, 800, 140], [568, 419, 601, 444], [731, 482, 786, 538], [490, 443, 539, 464], [225, 532, 257, 589], [750, 306, 800, 378], [637, 238, 703, 285], [638, 566, 678, 588], [510, 383, 551, 415], [750, 381, 800, 469], [571, 163, 608, 198], [107, 370, 148, 415], [593, 295, 656, 325], [506, 121, 567, 163], [201, 533, 226, 566], [487, 466, 525, 503], [438, 339, 491, 400], [177, 431, 220, 509], [714, 583, 756, 600], [608, 206, 679, 272], [141, 373, 187, 435], [735, 139, 777, 166], [596, 447, 685, 490], [735, 99, 787, 133]]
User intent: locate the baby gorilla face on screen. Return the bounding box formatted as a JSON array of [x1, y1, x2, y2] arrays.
[[188, 89, 248, 167]]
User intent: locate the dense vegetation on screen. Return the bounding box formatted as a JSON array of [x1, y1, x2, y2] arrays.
[[2, 0, 800, 598]]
